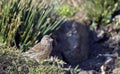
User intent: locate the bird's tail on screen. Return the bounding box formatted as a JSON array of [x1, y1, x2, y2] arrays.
[[20, 50, 36, 58]]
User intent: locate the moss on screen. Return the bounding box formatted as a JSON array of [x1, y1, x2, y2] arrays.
[[0, 45, 80, 74]]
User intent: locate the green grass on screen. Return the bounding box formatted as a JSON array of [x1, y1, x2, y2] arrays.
[[56, 4, 75, 17], [0, 33, 3, 42], [82, 0, 119, 27], [0, 45, 81, 74], [0, 0, 64, 50]]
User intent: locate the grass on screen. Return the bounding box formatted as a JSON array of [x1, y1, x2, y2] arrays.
[[0, 44, 81, 74], [0, 0, 64, 50]]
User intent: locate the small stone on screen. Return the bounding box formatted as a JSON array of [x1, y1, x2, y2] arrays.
[[113, 68, 120, 74], [78, 70, 98, 74]]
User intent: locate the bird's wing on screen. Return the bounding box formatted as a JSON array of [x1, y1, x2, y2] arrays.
[[21, 49, 36, 57], [30, 43, 47, 52], [31, 42, 44, 52]]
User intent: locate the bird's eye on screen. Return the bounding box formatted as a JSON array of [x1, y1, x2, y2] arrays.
[[46, 38, 48, 40]]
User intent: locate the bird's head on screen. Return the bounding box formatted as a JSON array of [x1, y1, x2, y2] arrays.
[[40, 35, 53, 45]]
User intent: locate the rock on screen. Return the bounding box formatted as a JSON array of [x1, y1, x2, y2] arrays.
[[93, 29, 108, 43], [113, 15, 120, 24], [104, 31, 120, 49], [53, 20, 90, 65], [112, 68, 120, 74], [100, 56, 115, 74], [80, 56, 105, 71], [78, 70, 98, 74]]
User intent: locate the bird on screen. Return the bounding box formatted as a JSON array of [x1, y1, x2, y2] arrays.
[[21, 35, 53, 62]]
